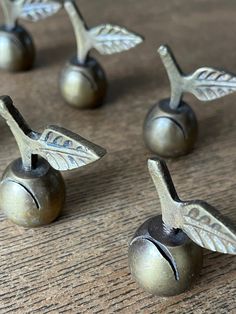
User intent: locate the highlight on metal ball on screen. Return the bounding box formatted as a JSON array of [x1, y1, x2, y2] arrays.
[[59, 0, 144, 109], [0, 0, 61, 71], [0, 95, 106, 227], [143, 44, 236, 158], [128, 158, 236, 296]]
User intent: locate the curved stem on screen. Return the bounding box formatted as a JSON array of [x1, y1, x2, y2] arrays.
[[158, 45, 183, 110], [64, 0, 91, 64], [0, 96, 34, 171]]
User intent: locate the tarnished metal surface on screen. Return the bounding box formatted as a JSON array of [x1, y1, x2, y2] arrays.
[[129, 158, 236, 296], [144, 45, 236, 157], [129, 216, 203, 296], [63, 0, 143, 64], [148, 158, 236, 254], [0, 157, 65, 227], [59, 57, 107, 109], [0, 24, 35, 71], [158, 45, 236, 110], [143, 99, 198, 158], [0, 95, 106, 226], [59, 0, 143, 108], [0, 0, 61, 71]]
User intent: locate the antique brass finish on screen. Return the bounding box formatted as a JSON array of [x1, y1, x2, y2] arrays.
[[0, 0, 61, 71], [144, 45, 236, 157], [60, 0, 143, 109], [144, 99, 198, 158], [0, 158, 65, 227], [129, 158, 236, 296], [148, 158, 236, 248], [60, 57, 107, 109], [129, 216, 203, 296], [0, 96, 106, 227], [0, 24, 35, 72]]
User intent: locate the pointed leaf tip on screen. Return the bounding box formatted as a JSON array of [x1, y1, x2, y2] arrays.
[[37, 126, 106, 171], [188, 67, 236, 102], [89, 24, 143, 55], [181, 202, 236, 255]]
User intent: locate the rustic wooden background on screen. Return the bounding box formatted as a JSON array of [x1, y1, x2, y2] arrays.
[[0, 0, 235, 313]]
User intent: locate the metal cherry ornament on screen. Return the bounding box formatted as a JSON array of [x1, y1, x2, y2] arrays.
[[128, 158, 236, 296], [59, 0, 143, 109], [0, 96, 106, 227], [144, 45, 236, 158], [0, 0, 61, 71]]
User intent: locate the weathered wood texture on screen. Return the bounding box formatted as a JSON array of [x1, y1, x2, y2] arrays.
[[0, 0, 235, 313]]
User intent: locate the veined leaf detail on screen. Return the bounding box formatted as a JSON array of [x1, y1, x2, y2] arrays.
[[181, 205, 236, 254], [37, 126, 105, 171], [89, 24, 143, 55], [188, 68, 236, 101], [20, 0, 62, 22]]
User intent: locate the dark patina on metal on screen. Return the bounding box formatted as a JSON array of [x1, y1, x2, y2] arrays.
[[0, 95, 106, 227], [144, 45, 236, 158], [59, 0, 143, 109], [0, 0, 61, 71], [129, 158, 236, 296], [129, 216, 202, 297], [144, 98, 198, 158]]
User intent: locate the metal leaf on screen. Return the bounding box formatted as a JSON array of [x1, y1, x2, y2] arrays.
[[158, 46, 236, 109], [89, 24, 143, 55], [20, 0, 62, 22], [187, 67, 236, 101], [37, 126, 106, 171], [181, 202, 236, 254]]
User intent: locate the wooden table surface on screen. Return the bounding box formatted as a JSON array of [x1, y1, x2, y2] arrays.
[[0, 0, 236, 313]]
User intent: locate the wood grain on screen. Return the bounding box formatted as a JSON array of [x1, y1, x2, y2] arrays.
[[0, 0, 235, 313]]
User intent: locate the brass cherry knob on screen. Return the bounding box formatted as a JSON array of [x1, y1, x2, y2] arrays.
[[59, 0, 143, 109], [0, 96, 106, 227], [144, 98, 197, 158], [129, 158, 236, 296], [0, 0, 61, 71], [144, 45, 236, 158], [129, 216, 203, 297], [0, 157, 65, 227]]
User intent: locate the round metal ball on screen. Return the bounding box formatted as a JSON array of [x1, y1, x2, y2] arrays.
[[0, 25, 35, 72], [0, 158, 65, 227], [128, 216, 203, 297], [59, 57, 107, 109], [143, 99, 198, 158]]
